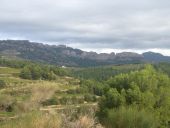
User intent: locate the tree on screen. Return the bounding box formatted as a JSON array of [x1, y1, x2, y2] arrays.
[[31, 66, 42, 80], [99, 88, 125, 109], [126, 82, 142, 105], [20, 66, 32, 79], [107, 74, 130, 91], [97, 65, 170, 127], [20, 65, 42, 80]]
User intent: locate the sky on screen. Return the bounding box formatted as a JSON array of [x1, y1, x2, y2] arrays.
[[0, 0, 170, 55]]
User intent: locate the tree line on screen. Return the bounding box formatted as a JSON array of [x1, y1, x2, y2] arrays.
[[20, 64, 67, 80], [0, 57, 68, 80]]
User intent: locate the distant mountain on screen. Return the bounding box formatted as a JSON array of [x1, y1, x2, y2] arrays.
[[0, 40, 170, 67], [142, 52, 170, 62]]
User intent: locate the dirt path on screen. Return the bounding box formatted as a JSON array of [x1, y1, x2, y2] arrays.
[[40, 103, 98, 112], [0, 115, 18, 121]]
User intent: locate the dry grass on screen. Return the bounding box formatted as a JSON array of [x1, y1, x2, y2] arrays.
[[0, 111, 104, 128], [0, 71, 103, 128], [74, 116, 96, 128], [0, 111, 61, 128], [30, 83, 58, 103], [16, 81, 59, 112], [61, 115, 104, 128], [60, 107, 103, 128]]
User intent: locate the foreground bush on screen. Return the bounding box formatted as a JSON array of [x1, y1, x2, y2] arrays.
[[97, 65, 170, 127], [100, 107, 157, 128]]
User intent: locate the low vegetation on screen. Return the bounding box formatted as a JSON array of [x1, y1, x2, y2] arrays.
[[0, 58, 169, 128]]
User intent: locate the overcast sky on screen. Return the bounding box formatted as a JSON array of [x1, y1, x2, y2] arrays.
[[0, 0, 170, 55]]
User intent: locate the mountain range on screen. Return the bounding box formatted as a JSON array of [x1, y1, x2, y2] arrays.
[[0, 40, 170, 67]]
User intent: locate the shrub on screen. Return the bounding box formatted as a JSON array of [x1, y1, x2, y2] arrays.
[[20, 66, 32, 79], [101, 107, 157, 128], [84, 94, 96, 102], [60, 97, 68, 105], [0, 79, 6, 89], [41, 97, 59, 106], [0, 95, 15, 112]]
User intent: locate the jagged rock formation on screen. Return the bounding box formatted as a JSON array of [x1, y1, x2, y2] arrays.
[[0, 40, 169, 67]]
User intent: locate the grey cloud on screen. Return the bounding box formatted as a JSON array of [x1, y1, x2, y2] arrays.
[[0, 0, 170, 51]]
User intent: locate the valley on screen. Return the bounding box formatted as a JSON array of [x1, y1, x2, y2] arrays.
[[0, 57, 169, 127]]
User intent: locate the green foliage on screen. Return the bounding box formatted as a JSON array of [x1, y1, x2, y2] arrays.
[[20, 64, 67, 80], [99, 88, 125, 110], [71, 64, 144, 81], [0, 57, 68, 80], [102, 107, 157, 128], [97, 65, 170, 128], [107, 65, 169, 92], [52, 67, 67, 76], [108, 73, 130, 91], [20, 65, 41, 80], [126, 83, 142, 105], [30, 65, 42, 80], [0, 58, 34, 68], [154, 62, 170, 76], [1, 56, 170, 127], [0, 79, 6, 88], [0, 95, 15, 112], [84, 94, 97, 102], [20, 66, 32, 79], [41, 97, 59, 106], [79, 80, 107, 96]]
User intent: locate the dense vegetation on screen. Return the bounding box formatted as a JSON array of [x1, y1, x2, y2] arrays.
[[0, 57, 68, 80], [97, 65, 170, 128], [0, 57, 170, 128], [20, 64, 67, 80], [0, 58, 101, 128], [0, 57, 33, 68], [154, 62, 170, 76], [71, 64, 144, 81]]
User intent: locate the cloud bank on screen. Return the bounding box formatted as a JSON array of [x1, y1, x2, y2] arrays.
[[0, 0, 170, 54]]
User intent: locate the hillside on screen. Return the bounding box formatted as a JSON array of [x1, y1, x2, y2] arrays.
[[0, 40, 170, 67], [0, 59, 170, 128], [0, 60, 102, 127], [0, 40, 141, 67]]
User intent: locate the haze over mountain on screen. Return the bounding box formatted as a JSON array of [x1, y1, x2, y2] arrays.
[[0, 40, 170, 67]]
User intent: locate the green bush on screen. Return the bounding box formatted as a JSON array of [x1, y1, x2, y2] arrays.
[[59, 97, 68, 105], [0, 79, 6, 89], [20, 64, 67, 80], [97, 65, 170, 127], [84, 94, 96, 102], [20, 66, 32, 79], [41, 97, 59, 106], [0, 95, 15, 112], [101, 107, 157, 128]]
